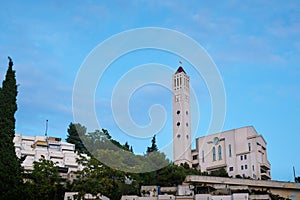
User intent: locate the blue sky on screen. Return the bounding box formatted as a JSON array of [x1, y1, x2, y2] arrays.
[[0, 1, 299, 181]]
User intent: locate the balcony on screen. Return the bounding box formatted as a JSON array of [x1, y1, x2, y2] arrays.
[[21, 149, 35, 156], [23, 165, 34, 171], [64, 159, 78, 167], [260, 171, 271, 180], [260, 162, 271, 170], [192, 159, 199, 165], [49, 151, 64, 158], [32, 140, 48, 148], [260, 166, 271, 180]]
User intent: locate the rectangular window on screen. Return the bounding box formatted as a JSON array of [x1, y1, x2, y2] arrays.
[[245, 165, 248, 170], [202, 150, 204, 163], [229, 167, 234, 171], [252, 165, 255, 171], [229, 144, 232, 157], [248, 143, 251, 151], [241, 155, 243, 160], [244, 155, 247, 160], [241, 165, 244, 170], [192, 155, 198, 160]]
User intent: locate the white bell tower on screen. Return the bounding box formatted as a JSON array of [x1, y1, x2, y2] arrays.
[[172, 62, 192, 166]]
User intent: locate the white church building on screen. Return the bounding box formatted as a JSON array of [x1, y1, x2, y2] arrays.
[[172, 65, 271, 180]]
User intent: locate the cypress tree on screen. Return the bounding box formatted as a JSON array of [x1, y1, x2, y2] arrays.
[[0, 57, 22, 199], [146, 135, 158, 154]]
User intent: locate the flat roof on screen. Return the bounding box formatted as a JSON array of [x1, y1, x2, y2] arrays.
[[184, 175, 300, 190]]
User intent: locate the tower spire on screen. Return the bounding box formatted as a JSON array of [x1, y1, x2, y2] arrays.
[[175, 62, 186, 74]]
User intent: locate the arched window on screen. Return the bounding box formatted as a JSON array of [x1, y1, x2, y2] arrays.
[[218, 145, 222, 160], [212, 147, 216, 161]]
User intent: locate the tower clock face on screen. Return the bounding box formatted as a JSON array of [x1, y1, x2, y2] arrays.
[[214, 137, 219, 145]]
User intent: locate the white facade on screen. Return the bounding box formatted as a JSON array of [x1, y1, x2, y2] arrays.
[[185, 175, 299, 199], [194, 193, 271, 200], [192, 126, 271, 180], [64, 192, 109, 200], [14, 134, 83, 175], [172, 67, 271, 180], [122, 193, 269, 200], [122, 183, 274, 200], [172, 66, 192, 166]]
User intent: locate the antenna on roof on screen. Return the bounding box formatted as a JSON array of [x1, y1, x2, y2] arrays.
[[45, 120, 48, 137], [293, 166, 297, 182]]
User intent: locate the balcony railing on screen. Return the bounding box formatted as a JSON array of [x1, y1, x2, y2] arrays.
[[260, 171, 271, 180], [260, 162, 271, 170]]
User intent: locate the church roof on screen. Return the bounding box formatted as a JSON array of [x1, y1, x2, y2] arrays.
[[175, 66, 186, 74]]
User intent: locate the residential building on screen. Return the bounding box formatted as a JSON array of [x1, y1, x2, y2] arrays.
[[14, 134, 84, 178]]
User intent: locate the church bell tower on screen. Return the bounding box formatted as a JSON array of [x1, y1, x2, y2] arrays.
[[172, 62, 192, 166]]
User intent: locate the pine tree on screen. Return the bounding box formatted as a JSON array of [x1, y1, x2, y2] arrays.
[[0, 57, 23, 199], [66, 122, 87, 154]]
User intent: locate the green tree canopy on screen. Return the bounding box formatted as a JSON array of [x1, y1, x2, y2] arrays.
[[80, 130, 169, 173], [209, 168, 228, 177], [23, 157, 65, 200], [66, 123, 87, 154], [72, 156, 126, 200]]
